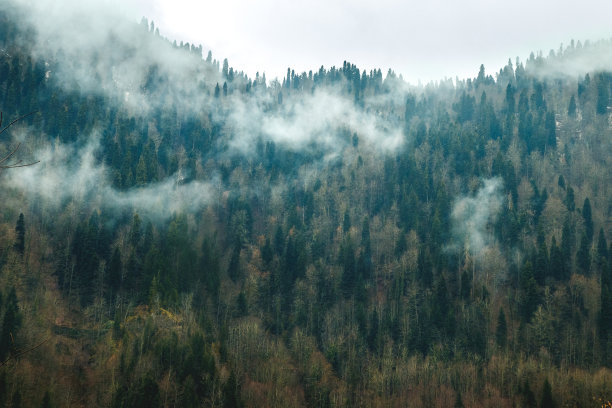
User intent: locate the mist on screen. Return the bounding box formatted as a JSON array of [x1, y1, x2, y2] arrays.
[[0, 0, 415, 230], [5, 0, 411, 160], [6, 0, 223, 115], [226, 88, 404, 157], [526, 39, 612, 79], [2, 133, 215, 221], [5, 0, 609, 231], [449, 178, 503, 258]]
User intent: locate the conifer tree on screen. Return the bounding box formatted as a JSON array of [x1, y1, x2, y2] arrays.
[[505, 83, 515, 114], [565, 187, 575, 211], [40, 391, 52, 408], [343, 209, 351, 233], [540, 378, 555, 408], [261, 237, 273, 265], [0, 287, 21, 361], [598, 228, 608, 268], [568, 94, 577, 117], [600, 259, 612, 340], [460, 269, 471, 301], [14, 212, 24, 255], [596, 73, 609, 115], [522, 379, 537, 408], [549, 236, 564, 281], [520, 261, 539, 321], [228, 242, 241, 283], [223, 371, 241, 408], [201, 237, 220, 299], [534, 231, 548, 284], [582, 197, 593, 242], [496, 307, 507, 348], [107, 247, 123, 295], [341, 239, 356, 297], [576, 232, 591, 274]]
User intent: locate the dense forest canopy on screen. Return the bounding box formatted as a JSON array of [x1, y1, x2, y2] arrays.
[[3, 2, 612, 407]]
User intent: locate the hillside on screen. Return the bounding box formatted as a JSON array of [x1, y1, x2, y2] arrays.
[[2, 4, 612, 407]]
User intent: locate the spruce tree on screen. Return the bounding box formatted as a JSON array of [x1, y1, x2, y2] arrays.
[[582, 197, 593, 242], [565, 187, 575, 212], [40, 391, 52, 408], [540, 378, 555, 408], [522, 379, 537, 408], [460, 269, 471, 301], [11, 390, 21, 408], [520, 261, 539, 321], [600, 259, 612, 340], [545, 111, 556, 148], [228, 242, 241, 283], [598, 228, 609, 259], [261, 237, 273, 265], [0, 287, 21, 361], [343, 209, 351, 233], [560, 219, 575, 280], [576, 232, 591, 274], [549, 236, 564, 281], [558, 175, 565, 190], [496, 307, 507, 348], [568, 95, 577, 117], [14, 213, 25, 255], [107, 247, 123, 294], [340, 239, 356, 297], [223, 371, 241, 408], [534, 231, 548, 285], [454, 391, 465, 408], [596, 73, 609, 115]]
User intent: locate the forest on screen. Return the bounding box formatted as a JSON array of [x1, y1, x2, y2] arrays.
[[2, 2, 612, 407]]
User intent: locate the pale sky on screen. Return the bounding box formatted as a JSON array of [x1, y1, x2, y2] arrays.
[[110, 1, 612, 84]]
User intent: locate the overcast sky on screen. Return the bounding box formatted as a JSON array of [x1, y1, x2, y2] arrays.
[[72, 0, 612, 84]]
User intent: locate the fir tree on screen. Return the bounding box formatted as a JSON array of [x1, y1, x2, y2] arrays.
[[40, 391, 52, 408], [568, 94, 577, 117], [223, 371, 241, 408], [576, 232, 591, 275], [520, 261, 539, 321], [14, 212, 24, 255], [540, 378, 555, 408], [582, 197, 593, 242], [0, 287, 21, 361], [227, 242, 241, 283], [496, 307, 507, 348]]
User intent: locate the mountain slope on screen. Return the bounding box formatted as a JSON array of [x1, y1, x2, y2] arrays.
[[2, 4, 612, 407]]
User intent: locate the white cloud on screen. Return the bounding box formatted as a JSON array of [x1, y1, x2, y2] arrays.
[[450, 178, 503, 258], [2, 133, 214, 220], [225, 88, 404, 156]]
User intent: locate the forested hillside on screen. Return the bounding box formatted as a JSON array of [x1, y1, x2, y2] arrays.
[[3, 3, 612, 407]]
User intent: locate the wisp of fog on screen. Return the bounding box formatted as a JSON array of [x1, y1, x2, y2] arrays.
[[450, 178, 503, 259]]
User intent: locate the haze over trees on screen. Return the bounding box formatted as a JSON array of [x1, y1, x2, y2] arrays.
[[3, 3, 612, 407]]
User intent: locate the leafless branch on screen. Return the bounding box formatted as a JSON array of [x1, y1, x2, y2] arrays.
[[0, 111, 37, 136], [0, 111, 40, 169], [0, 335, 50, 368]]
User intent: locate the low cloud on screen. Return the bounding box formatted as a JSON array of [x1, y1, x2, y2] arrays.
[[450, 178, 503, 258], [6, 0, 408, 163], [2, 133, 214, 220], [226, 88, 404, 156], [526, 39, 612, 79], [6, 0, 220, 114]]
